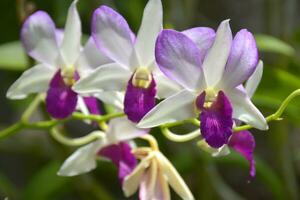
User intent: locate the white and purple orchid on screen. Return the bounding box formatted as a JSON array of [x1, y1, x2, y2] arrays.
[[6, 0, 113, 119], [199, 60, 264, 177], [73, 0, 181, 123], [138, 20, 268, 148], [58, 117, 147, 184]]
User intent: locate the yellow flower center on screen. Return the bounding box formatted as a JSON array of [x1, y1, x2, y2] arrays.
[[203, 87, 217, 108], [61, 65, 76, 86], [132, 67, 152, 89]]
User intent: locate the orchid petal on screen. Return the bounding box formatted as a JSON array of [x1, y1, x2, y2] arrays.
[[94, 91, 124, 110], [21, 11, 59, 65], [154, 168, 171, 200], [226, 87, 268, 130], [157, 152, 195, 200], [197, 91, 233, 148], [6, 64, 55, 99], [202, 20, 232, 86], [135, 0, 162, 67], [245, 60, 263, 98], [123, 153, 154, 197], [138, 90, 196, 128], [46, 70, 79, 119], [92, 6, 136, 67], [57, 139, 104, 176], [76, 37, 112, 75], [124, 75, 156, 123], [155, 73, 182, 99], [220, 29, 259, 89], [106, 117, 147, 143], [98, 142, 137, 183], [60, 0, 81, 65], [155, 30, 205, 90], [229, 131, 256, 177], [139, 159, 158, 200], [198, 140, 230, 157], [182, 27, 215, 54], [73, 63, 131, 94]]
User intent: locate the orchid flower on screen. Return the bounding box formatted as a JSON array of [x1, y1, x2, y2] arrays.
[[199, 61, 264, 177], [6, 0, 115, 119], [73, 0, 181, 123], [138, 20, 268, 148], [123, 147, 194, 200], [58, 117, 147, 184]]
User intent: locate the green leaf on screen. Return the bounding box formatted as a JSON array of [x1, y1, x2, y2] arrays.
[[0, 41, 29, 71], [22, 161, 70, 200], [255, 34, 295, 56]]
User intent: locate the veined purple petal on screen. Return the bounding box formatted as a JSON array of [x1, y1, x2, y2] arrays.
[[83, 96, 101, 115], [228, 131, 256, 177], [155, 29, 205, 90], [198, 91, 233, 148], [98, 142, 137, 184], [182, 27, 215, 55], [46, 70, 79, 119], [124, 75, 156, 123], [92, 6, 135, 67], [21, 11, 59, 65], [221, 29, 258, 89]]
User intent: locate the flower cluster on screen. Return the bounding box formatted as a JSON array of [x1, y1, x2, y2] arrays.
[[6, 0, 293, 199]]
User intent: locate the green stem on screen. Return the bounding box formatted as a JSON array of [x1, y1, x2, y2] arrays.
[[160, 118, 200, 128], [72, 112, 125, 122], [50, 128, 105, 146], [161, 127, 200, 142], [21, 94, 43, 122], [0, 112, 124, 141], [233, 89, 300, 132]]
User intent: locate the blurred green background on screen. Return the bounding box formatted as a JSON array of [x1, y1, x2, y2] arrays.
[[1, 0, 300, 199]]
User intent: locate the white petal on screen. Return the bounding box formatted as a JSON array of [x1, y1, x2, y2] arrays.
[[202, 20, 232, 86], [226, 87, 268, 130], [135, 0, 162, 67], [198, 140, 230, 157], [107, 117, 148, 143], [123, 153, 154, 197], [21, 11, 59, 65], [155, 167, 171, 200], [94, 91, 124, 110], [60, 0, 81, 65], [157, 152, 195, 200], [92, 6, 137, 68], [75, 37, 112, 74], [57, 138, 105, 176], [245, 60, 263, 98], [155, 73, 182, 99], [73, 63, 131, 94], [138, 90, 196, 128], [6, 64, 55, 99], [139, 159, 158, 200]]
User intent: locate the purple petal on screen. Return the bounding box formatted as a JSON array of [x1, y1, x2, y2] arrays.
[[182, 27, 215, 55], [46, 70, 78, 119], [197, 91, 233, 148], [228, 131, 256, 177], [98, 142, 137, 184], [21, 11, 59, 65], [83, 96, 101, 115], [221, 29, 258, 88], [124, 75, 156, 123], [155, 29, 205, 90], [92, 6, 135, 67]]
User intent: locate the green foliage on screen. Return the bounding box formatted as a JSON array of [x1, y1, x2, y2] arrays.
[[0, 41, 29, 71], [255, 34, 295, 57]]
